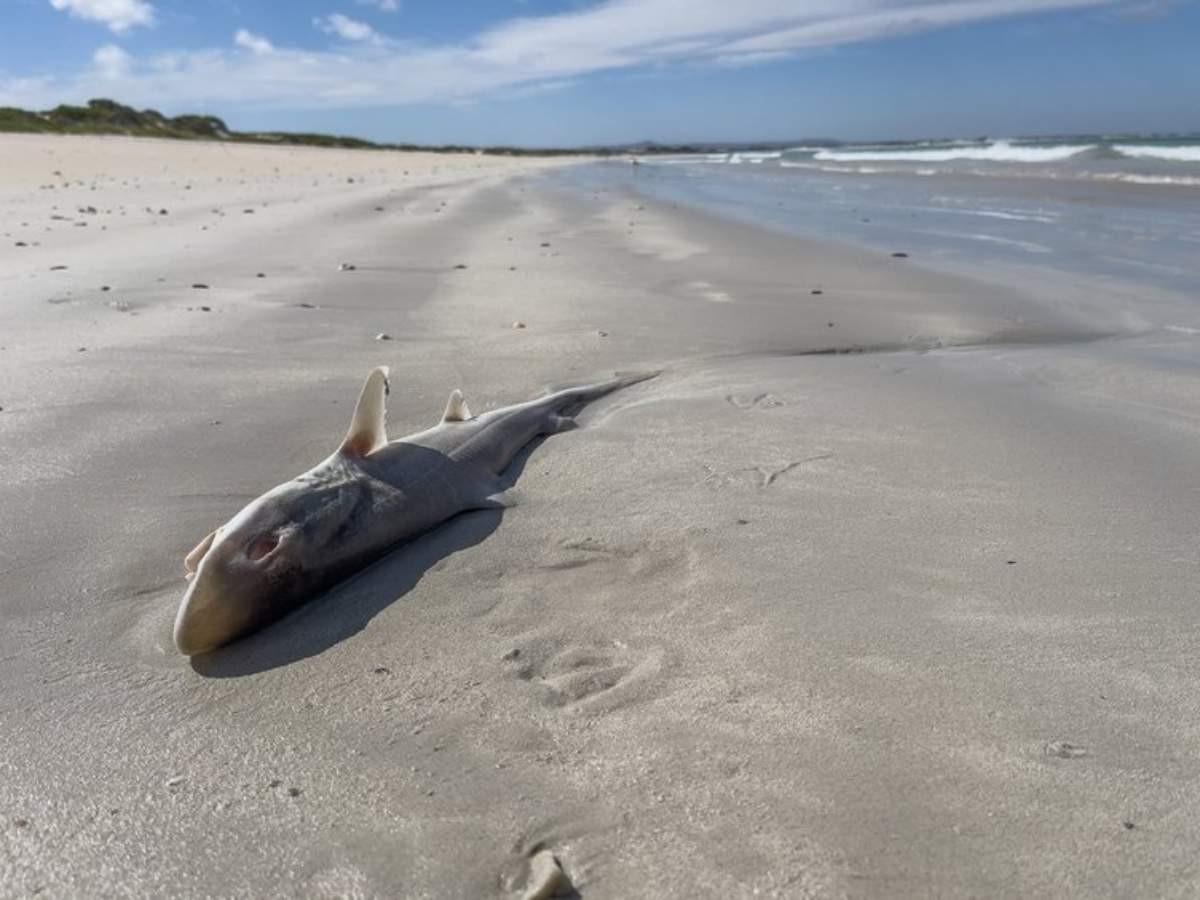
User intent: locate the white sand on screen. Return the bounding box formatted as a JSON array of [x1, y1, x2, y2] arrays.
[[2, 134, 1199, 898]]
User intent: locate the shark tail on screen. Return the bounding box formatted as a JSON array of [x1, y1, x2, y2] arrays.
[[547, 369, 661, 418]]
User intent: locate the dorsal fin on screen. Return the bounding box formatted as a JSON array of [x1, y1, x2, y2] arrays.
[[442, 389, 471, 423], [340, 366, 390, 457]]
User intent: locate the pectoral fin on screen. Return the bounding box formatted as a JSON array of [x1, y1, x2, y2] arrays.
[[184, 529, 218, 578], [340, 366, 390, 457], [442, 389, 471, 423]]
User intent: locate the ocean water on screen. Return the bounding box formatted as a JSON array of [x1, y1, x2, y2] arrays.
[[555, 136, 1200, 304], [656, 136, 1200, 186]]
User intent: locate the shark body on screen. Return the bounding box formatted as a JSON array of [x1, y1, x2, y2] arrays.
[[173, 367, 653, 655]]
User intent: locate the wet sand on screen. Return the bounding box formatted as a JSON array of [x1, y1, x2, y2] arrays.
[[2, 134, 1200, 897]]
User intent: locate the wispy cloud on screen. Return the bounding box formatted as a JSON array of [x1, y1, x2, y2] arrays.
[[93, 43, 132, 78], [48, 0, 154, 33], [233, 29, 274, 56], [355, 0, 400, 11], [313, 13, 382, 44], [8, 1, 1124, 111]]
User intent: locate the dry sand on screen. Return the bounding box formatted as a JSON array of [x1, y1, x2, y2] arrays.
[[2, 134, 1199, 898]]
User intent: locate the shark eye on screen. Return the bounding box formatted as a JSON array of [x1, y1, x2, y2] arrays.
[[246, 533, 279, 561]]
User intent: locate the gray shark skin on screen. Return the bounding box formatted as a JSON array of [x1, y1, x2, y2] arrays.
[[172, 367, 655, 656]]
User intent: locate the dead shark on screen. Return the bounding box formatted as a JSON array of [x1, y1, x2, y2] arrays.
[[173, 367, 655, 655]]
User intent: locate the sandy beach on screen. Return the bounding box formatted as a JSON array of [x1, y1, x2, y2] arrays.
[[3, 133, 1200, 898]]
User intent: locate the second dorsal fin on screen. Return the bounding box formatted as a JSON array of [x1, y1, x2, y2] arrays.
[[442, 389, 471, 423]]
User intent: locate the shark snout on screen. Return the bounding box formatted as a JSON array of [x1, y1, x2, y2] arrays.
[[173, 523, 301, 655], [173, 564, 244, 655]]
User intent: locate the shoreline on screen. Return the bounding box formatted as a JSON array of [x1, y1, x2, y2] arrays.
[[3, 134, 1200, 897]]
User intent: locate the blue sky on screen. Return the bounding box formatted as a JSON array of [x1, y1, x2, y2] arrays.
[[0, 0, 1196, 145]]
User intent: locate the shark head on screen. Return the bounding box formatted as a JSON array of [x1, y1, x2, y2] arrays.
[[173, 367, 391, 656], [172, 492, 307, 655]]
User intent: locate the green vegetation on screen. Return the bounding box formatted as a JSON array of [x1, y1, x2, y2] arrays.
[[0, 97, 615, 154], [0, 98, 420, 150], [0, 97, 756, 155]]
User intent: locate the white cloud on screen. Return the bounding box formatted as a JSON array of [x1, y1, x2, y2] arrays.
[[93, 43, 132, 78], [314, 13, 380, 43], [48, 0, 154, 32], [8, 1, 1124, 112], [233, 29, 274, 55], [356, 0, 400, 10], [714, 50, 795, 68]]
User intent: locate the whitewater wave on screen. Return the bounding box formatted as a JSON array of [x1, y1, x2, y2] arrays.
[[728, 151, 782, 163], [811, 141, 1094, 163], [1088, 172, 1200, 186], [1112, 144, 1200, 162]]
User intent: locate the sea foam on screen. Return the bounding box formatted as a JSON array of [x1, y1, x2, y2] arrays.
[[812, 141, 1093, 163], [1112, 144, 1200, 162]]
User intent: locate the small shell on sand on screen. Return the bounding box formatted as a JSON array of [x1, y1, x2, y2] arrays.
[[375, 333, 392, 341], [338, 263, 357, 272], [512, 321, 526, 330], [521, 850, 569, 900], [1044, 740, 1088, 759]]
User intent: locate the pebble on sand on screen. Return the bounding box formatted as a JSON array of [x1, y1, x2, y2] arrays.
[[521, 850, 570, 900], [338, 263, 357, 272], [453, 263, 468, 269], [375, 333, 393, 341], [512, 320, 526, 330], [891, 251, 909, 258], [191, 283, 210, 290], [256, 272, 266, 278]]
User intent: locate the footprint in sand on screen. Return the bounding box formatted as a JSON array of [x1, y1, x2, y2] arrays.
[[536, 535, 693, 583], [507, 637, 664, 714], [703, 454, 833, 489], [725, 392, 786, 410]]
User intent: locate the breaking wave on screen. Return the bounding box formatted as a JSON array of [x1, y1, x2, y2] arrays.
[[808, 141, 1094, 163], [1112, 144, 1200, 162]]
